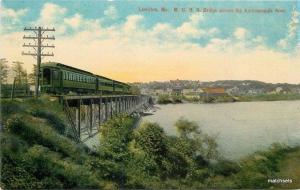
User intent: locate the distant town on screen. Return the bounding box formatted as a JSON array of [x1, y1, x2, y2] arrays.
[[132, 80, 300, 103]]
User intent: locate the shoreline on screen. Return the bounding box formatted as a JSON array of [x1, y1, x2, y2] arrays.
[[156, 97, 300, 105]]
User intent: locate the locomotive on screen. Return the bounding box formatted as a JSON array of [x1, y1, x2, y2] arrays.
[[40, 62, 131, 94]]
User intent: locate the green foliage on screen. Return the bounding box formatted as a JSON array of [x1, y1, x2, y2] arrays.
[[175, 117, 200, 138], [171, 95, 183, 103], [0, 58, 9, 84], [134, 122, 168, 158], [31, 109, 66, 134], [99, 114, 134, 160], [157, 94, 173, 104], [1, 97, 107, 189], [157, 94, 183, 104], [237, 93, 300, 102], [174, 117, 219, 160]]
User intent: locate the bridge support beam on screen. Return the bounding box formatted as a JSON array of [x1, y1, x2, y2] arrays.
[[63, 95, 150, 142]]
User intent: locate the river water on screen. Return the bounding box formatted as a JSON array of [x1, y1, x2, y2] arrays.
[[140, 100, 300, 160]]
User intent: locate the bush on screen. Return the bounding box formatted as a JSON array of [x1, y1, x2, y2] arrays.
[[31, 109, 66, 134], [157, 94, 172, 104], [134, 122, 168, 160]]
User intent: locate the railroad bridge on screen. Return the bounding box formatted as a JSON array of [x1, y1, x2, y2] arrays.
[[61, 95, 151, 142]]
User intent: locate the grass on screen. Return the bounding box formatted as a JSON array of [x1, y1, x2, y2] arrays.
[[275, 147, 300, 189], [236, 93, 300, 102]]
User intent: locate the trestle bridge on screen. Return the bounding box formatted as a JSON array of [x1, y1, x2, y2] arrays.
[[61, 95, 151, 142]]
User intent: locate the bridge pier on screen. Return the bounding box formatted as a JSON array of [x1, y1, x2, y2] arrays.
[[63, 95, 150, 142]]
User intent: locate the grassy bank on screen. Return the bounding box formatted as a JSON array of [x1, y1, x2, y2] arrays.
[[157, 93, 300, 104], [236, 93, 300, 102], [276, 147, 300, 189], [1, 97, 299, 188], [0, 96, 114, 189]]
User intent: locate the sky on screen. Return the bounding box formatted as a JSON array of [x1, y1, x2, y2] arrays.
[[1, 0, 300, 83]]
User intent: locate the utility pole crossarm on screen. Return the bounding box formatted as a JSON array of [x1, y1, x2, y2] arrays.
[[23, 36, 55, 40], [24, 27, 55, 31], [23, 44, 55, 48], [22, 52, 37, 56], [40, 53, 54, 56]]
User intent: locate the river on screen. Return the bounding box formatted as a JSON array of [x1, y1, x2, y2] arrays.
[[140, 100, 300, 160]]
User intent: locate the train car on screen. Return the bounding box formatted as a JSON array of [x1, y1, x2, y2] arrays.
[[120, 81, 131, 94], [41, 62, 96, 94], [96, 75, 114, 94], [113, 80, 124, 94], [41, 62, 132, 95]]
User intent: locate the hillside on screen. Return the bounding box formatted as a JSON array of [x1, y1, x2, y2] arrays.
[[0, 96, 114, 189], [134, 80, 300, 95]]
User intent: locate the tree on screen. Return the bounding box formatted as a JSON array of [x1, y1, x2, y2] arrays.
[[134, 122, 168, 159], [28, 65, 37, 85], [130, 85, 141, 95], [0, 58, 9, 84], [12, 61, 27, 85], [175, 117, 201, 139], [175, 117, 219, 160]]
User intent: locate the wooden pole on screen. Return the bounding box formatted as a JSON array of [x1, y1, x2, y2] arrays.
[[10, 77, 16, 100]]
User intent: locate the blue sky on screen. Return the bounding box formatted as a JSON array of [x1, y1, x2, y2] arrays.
[[1, 0, 300, 83], [2, 0, 298, 50]]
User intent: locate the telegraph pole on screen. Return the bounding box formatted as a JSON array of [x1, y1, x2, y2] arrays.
[[22, 27, 55, 98]]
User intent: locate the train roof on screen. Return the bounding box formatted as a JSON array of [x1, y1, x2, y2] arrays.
[[41, 62, 93, 75], [42, 62, 131, 87]]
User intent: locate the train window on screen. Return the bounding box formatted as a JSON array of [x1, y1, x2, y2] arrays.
[[43, 68, 51, 85]]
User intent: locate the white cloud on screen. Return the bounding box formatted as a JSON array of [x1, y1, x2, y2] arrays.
[[123, 15, 144, 32], [277, 6, 299, 49], [277, 39, 288, 49], [104, 5, 118, 19], [64, 13, 82, 29], [0, 6, 28, 32], [0, 6, 28, 20], [234, 27, 248, 40], [35, 3, 67, 34], [38, 3, 66, 24], [176, 13, 206, 39]]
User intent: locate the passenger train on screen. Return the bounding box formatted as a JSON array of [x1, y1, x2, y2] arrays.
[[40, 62, 131, 94]]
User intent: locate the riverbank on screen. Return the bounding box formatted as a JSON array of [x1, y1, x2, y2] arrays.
[[156, 93, 300, 104], [276, 147, 300, 188]]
